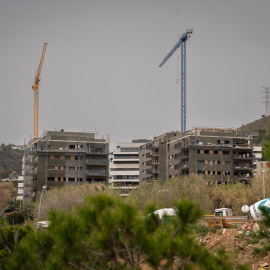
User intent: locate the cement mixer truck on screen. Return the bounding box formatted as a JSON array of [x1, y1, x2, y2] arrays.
[[242, 197, 270, 221]]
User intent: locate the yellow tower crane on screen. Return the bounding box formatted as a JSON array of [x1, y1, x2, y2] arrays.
[[32, 42, 48, 139]]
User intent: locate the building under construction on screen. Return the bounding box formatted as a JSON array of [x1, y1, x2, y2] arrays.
[[23, 130, 109, 203], [139, 127, 254, 183]]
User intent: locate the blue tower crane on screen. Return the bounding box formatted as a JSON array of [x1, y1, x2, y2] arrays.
[[159, 29, 193, 132]]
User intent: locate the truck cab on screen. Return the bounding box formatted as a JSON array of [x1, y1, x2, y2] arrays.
[[214, 208, 232, 217]]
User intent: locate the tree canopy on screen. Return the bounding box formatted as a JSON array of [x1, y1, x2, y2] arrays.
[[6, 194, 238, 270]]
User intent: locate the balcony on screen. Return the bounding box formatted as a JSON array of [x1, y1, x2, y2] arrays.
[[86, 170, 108, 176], [174, 164, 189, 170], [232, 155, 253, 160], [25, 169, 37, 176], [233, 166, 253, 171], [86, 159, 109, 165], [174, 154, 188, 160], [86, 149, 109, 155], [233, 145, 250, 149]]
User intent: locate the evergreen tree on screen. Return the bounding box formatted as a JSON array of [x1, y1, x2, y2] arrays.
[[6, 194, 238, 270]]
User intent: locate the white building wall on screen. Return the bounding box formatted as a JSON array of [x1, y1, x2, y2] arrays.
[[109, 140, 149, 196]]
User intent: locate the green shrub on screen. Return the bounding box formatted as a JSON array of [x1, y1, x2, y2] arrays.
[[6, 212, 24, 225], [253, 247, 262, 254], [0, 217, 5, 226], [193, 223, 209, 237], [0, 224, 33, 269]]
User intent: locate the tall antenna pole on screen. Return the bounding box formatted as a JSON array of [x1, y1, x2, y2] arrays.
[[262, 87, 270, 116]]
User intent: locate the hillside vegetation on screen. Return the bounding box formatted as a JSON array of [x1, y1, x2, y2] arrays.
[[240, 115, 270, 144], [0, 144, 24, 179]]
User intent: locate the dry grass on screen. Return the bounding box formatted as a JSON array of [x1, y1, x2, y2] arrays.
[[37, 183, 114, 219], [35, 174, 270, 219], [128, 175, 270, 215], [0, 182, 16, 215]]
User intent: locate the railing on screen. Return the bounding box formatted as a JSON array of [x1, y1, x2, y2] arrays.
[[146, 161, 152, 166], [114, 156, 139, 159], [86, 159, 109, 165], [86, 170, 108, 175], [232, 155, 252, 159], [233, 166, 252, 170], [174, 154, 188, 159], [86, 149, 109, 154]]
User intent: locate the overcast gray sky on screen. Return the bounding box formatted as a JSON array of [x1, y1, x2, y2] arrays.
[[0, 0, 269, 150]]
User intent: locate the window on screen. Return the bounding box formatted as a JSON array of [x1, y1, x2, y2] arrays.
[[204, 150, 209, 154], [48, 177, 54, 181], [214, 150, 218, 154], [223, 151, 230, 155], [69, 145, 75, 149], [225, 161, 230, 165], [55, 155, 60, 160], [68, 167, 75, 171], [65, 156, 70, 160], [47, 166, 54, 170], [69, 178, 75, 182], [75, 156, 83, 160]]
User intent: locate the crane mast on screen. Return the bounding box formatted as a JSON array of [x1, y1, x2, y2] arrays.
[[32, 42, 47, 139], [159, 29, 192, 132]]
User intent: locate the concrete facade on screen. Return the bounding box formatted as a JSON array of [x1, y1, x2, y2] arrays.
[[140, 127, 254, 183], [23, 130, 109, 203]]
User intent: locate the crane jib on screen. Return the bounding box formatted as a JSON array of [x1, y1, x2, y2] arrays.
[[159, 33, 187, 67]]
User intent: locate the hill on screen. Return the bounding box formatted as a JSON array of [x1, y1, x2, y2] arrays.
[[240, 115, 270, 135], [0, 144, 24, 179], [240, 115, 270, 145]]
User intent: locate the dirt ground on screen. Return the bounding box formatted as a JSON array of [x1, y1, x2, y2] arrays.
[[140, 226, 270, 269], [202, 227, 270, 269]]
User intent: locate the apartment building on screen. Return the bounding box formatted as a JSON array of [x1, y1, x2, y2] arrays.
[[253, 146, 263, 168], [139, 127, 254, 183], [139, 132, 176, 182], [110, 140, 150, 196], [23, 130, 109, 203]]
